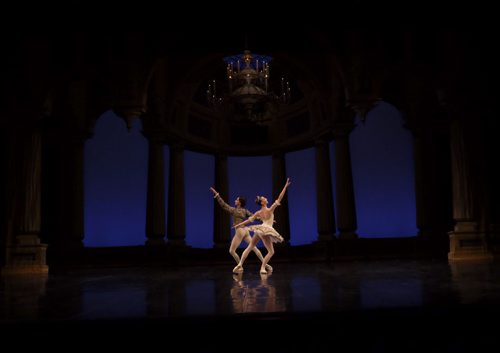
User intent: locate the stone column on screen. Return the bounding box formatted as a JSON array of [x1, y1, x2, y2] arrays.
[[145, 137, 166, 245], [213, 154, 230, 248], [62, 134, 86, 250], [40, 126, 61, 248], [315, 140, 336, 241], [272, 151, 290, 245], [167, 143, 186, 246], [413, 128, 435, 238], [333, 124, 358, 239], [39, 128, 86, 258], [2, 129, 48, 274], [412, 124, 453, 243], [448, 118, 492, 261], [0, 129, 11, 267]]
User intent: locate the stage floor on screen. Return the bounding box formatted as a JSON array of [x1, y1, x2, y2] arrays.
[[2, 258, 500, 351]]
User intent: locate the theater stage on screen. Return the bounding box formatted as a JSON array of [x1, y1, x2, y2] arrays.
[[1, 258, 499, 352]]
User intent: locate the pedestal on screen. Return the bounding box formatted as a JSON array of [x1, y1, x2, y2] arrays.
[[2, 235, 49, 274], [448, 222, 493, 262]]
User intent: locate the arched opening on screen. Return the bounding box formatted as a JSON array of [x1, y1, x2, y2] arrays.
[[350, 102, 417, 237], [84, 111, 148, 247]]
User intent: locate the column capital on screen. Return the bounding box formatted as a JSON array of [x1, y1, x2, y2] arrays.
[[347, 99, 381, 123], [113, 105, 146, 132], [214, 151, 228, 161], [272, 150, 286, 159], [316, 139, 328, 146], [332, 123, 356, 138], [314, 134, 331, 147], [168, 141, 185, 152], [142, 128, 168, 143]]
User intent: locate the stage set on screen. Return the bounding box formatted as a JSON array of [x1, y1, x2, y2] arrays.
[[2, 29, 500, 351]]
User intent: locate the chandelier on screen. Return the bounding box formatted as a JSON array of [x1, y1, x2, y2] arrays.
[[207, 50, 290, 124]]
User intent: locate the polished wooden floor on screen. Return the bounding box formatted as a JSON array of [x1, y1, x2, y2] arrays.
[[1, 258, 500, 352]]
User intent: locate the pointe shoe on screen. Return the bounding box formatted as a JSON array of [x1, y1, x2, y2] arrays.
[[265, 264, 273, 272], [232, 273, 243, 285], [233, 265, 243, 274], [260, 268, 268, 274]]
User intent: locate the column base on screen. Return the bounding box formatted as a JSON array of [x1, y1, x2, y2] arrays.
[[317, 233, 336, 242], [2, 265, 49, 275], [314, 237, 336, 262], [145, 238, 166, 246], [448, 229, 493, 262], [2, 235, 49, 275], [167, 239, 187, 247], [338, 231, 358, 240]]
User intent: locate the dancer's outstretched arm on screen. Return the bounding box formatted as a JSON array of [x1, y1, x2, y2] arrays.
[[233, 211, 260, 229], [210, 187, 233, 213], [270, 177, 291, 212]]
